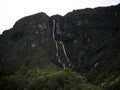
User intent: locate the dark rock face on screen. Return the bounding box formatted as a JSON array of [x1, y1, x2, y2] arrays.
[[59, 4, 120, 83], [0, 13, 58, 75], [0, 4, 120, 85]]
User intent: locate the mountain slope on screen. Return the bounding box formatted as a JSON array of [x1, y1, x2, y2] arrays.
[[0, 4, 120, 90], [0, 13, 58, 75]]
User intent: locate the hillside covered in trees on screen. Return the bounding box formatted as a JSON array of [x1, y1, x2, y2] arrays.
[[0, 3, 120, 90]]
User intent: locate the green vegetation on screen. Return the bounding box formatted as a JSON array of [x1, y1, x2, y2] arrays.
[[101, 75, 120, 90], [0, 4, 120, 90], [0, 68, 101, 90]]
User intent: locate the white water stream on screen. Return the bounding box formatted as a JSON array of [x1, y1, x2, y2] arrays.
[[52, 20, 62, 64], [59, 41, 70, 63], [52, 20, 71, 69]]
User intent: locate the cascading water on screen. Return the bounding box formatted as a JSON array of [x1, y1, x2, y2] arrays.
[[59, 41, 71, 66], [59, 41, 69, 62], [52, 19, 72, 69], [52, 20, 62, 64]]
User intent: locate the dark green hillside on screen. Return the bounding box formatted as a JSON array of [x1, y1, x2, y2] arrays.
[[0, 4, 120, 90], [0, 13, 58, 75], [60, 4, 120, 84]]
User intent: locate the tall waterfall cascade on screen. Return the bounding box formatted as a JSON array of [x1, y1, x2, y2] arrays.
[[52, 20, 62, 65], [52, 20, 72, 69]]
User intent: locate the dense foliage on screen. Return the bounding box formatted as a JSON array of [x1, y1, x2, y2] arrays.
[[0, 68, 101, 90]]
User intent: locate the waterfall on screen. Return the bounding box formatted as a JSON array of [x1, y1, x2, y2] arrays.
[[59, 41, 72, 67], [52, 19, 71, 69], [62, 63, 66, 69], [52, 20, 62, 64], [59, 41, 70, 63], [52, 20, 56, 41]]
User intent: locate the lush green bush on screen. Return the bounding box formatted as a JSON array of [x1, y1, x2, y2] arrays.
[[0, 68, 102, 90], [101, 76, 120, 90]]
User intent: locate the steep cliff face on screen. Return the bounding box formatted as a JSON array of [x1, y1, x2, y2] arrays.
[[0, 4, 120, 88], [50, 4, 120, 84], [60, 4, 120, 84], [0, 13, 58, 75]]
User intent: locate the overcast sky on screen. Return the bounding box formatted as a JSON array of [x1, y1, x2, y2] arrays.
[[0, 0, 120, 34]]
